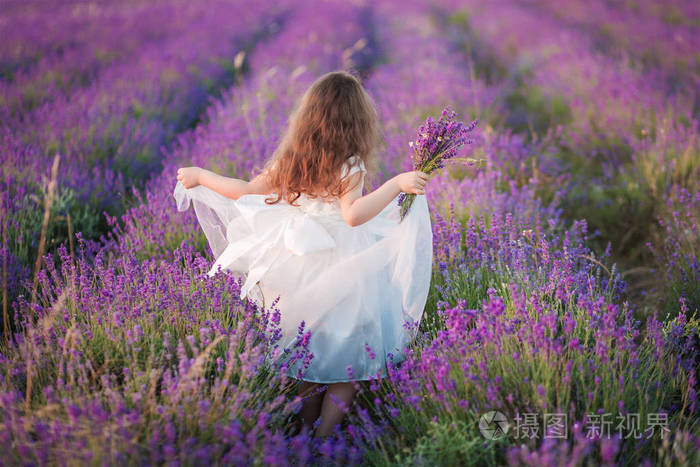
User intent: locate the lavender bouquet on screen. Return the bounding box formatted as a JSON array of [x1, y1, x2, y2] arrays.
[[398, 107, 481, 220]]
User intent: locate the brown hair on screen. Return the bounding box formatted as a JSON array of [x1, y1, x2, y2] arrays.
[[261, 71, 378, 205]]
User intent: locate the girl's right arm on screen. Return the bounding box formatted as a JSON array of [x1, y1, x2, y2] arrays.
[[177, 166, 270, 200], [339, 171, 428, 227]]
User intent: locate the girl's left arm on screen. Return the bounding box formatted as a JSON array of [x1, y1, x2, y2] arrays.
[[177, 166, 270, 200]]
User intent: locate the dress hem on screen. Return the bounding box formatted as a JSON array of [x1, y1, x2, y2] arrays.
[[292, 374, 386, 384]]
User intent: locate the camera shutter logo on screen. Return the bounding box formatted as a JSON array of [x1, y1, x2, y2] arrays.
[[479, 411, 510, 440]]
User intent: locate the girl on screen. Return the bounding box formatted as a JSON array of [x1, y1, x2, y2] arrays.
[[174, 71, 432, 437]]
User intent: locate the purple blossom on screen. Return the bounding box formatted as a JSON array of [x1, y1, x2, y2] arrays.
[[399, 107, 479, 219]]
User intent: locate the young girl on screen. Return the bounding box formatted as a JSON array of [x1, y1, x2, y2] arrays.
[[174, 71, 432, 437]]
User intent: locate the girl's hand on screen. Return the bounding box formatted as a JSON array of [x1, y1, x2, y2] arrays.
[[395, 171, 429, 195], [177, 167, 202, 189]]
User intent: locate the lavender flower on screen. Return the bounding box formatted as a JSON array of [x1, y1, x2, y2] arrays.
[[399, 107, 480, 219]]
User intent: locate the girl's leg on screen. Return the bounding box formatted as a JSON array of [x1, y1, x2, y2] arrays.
[[315, 382, 358, 437], [298, 381, 325, 430]]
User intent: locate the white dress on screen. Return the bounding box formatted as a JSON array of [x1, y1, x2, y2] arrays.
[[173, 156, 432, 383]]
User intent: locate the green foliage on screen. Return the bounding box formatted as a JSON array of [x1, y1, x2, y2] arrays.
[[9, 185, 106, 269], [503, 86, 572, 136], [371, 418, 506, 467]]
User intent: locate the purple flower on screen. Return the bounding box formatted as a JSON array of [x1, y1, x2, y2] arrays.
[[399, 107, 479, 219]]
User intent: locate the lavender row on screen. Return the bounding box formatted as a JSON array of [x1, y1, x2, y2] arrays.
[[437, 0, 699, 311], [3, 0, 282, 178], [1, 0, 252, 118], [517, 0, 700, 90], [440, 0, 696, 163], [111, 1, 381, 259], [0, 0, 284, 318]]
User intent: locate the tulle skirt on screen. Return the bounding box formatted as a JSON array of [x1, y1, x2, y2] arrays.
[[174, 182, 432, 382]]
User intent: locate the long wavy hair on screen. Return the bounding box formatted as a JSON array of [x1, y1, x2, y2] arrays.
[[261, 71, 378, 205]]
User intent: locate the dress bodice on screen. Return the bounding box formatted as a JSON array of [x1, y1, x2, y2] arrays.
[[293, 193, 343, 216], [286, 155, 367, 216]]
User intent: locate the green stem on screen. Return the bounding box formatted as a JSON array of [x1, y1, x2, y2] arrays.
[[399, 193, 416, 221]]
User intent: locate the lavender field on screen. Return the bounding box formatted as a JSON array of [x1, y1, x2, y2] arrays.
[[1, 0, 698, 465]]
